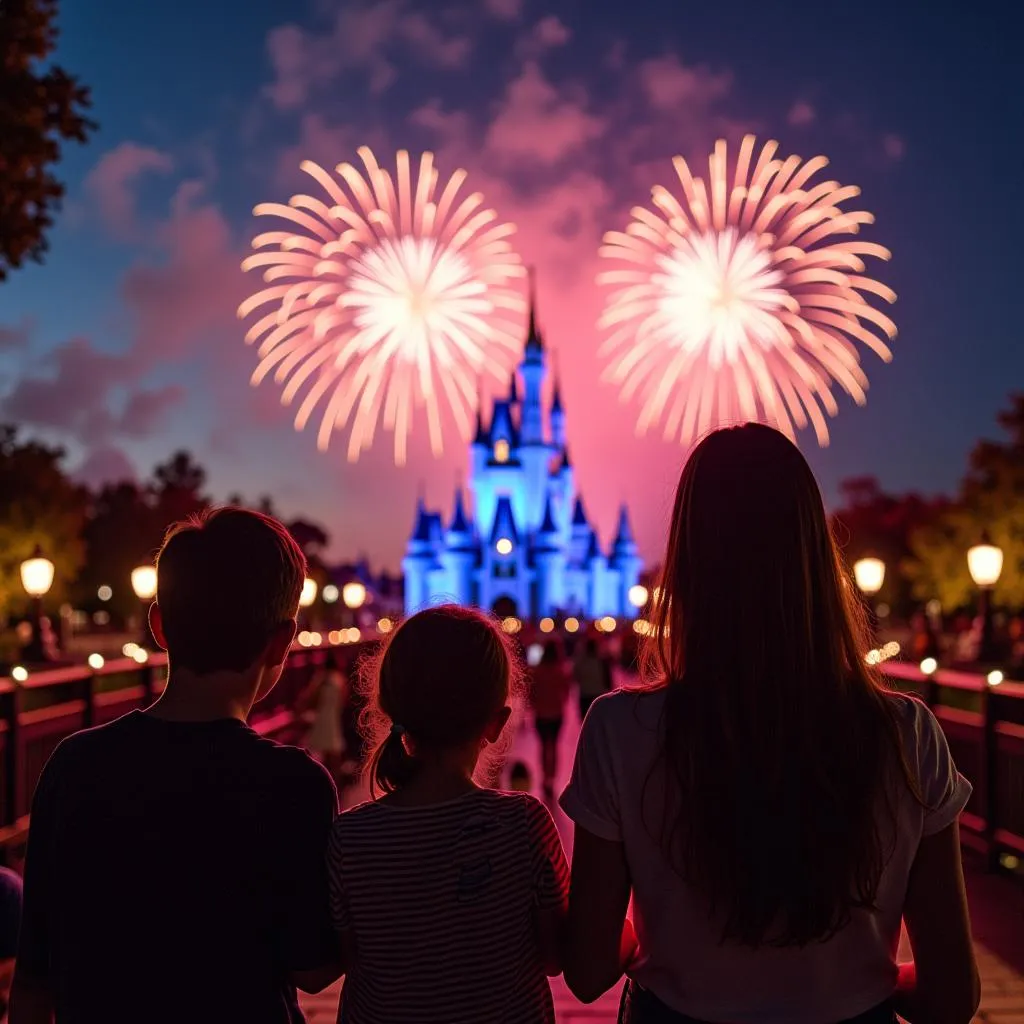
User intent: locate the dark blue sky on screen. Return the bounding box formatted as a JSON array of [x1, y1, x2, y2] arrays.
[[0, 0, 1020, 566]]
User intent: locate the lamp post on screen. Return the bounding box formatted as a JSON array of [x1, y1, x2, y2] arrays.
[[967, 534, 1003, 664], [20, 546, 55, 663], [342, 581, 367, 629], [131, 565, 158, 648], [853, 557, 885, 599]]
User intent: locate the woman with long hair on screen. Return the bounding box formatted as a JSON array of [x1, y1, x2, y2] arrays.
[[560, 424, 978, 1024]]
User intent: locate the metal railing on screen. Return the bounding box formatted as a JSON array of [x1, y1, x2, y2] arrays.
[[0, 641, 373, 863], [1, 649, 1021, 870], [883, 662, 1024, 869]]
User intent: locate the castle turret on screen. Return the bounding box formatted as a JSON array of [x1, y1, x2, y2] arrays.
[[550, 369, 566, 448], [609, 504, 643, 616], [441, 486, 476, 606], [570, 496, 592, 566], [471, 398, 490, 479], [533, 491, 565, 616], [403, 499, 438, 613], [519, 268, 545, 446]]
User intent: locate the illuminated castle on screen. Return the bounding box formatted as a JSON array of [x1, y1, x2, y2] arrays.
[[403, 282, 643, 619]]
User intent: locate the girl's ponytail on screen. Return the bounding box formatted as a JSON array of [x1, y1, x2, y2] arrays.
[[367, 722, 418, 796]]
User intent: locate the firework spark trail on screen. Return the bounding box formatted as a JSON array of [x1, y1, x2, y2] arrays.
[[238, 148, 526, 465], [598, 135, 897, 447]]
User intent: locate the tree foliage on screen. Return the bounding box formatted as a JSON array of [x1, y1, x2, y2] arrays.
[[0, 0, 95, 280], [75, 452, 210, 618], [831, 477, 947, 617], [907, 395, 1024, 610], [0, 425, 87, 613]]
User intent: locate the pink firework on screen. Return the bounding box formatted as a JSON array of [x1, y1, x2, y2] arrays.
[[238, 148, 525, 464], [598, 135, 897, 446]]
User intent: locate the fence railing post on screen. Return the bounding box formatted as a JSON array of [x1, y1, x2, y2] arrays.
[[2, 686, 19, 829], [981, 682, 999, 871]]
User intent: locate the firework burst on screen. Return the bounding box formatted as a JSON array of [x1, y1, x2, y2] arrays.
[[598, 135, 896, 446], [239, 148, 525, 464]]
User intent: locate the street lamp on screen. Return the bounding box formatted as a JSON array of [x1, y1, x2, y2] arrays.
[[20, 546, 55, 663], [132, 565, 158, 648], [628, 584, 649, 612], [342, 581, 366, 626], [967, 534, 1003, 664], [299, 577, 318, 608], [853, 557, 885, 597]]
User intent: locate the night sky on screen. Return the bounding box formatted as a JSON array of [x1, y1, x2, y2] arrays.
[[0, 0, 1020, 569]]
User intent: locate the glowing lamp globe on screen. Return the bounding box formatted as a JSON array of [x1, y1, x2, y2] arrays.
[[628, 584, 649, 609], [322, 584, 340, 604], [299, 578, 318, 608], [342, 582, 367, 609], [853, 557, 885, 596], [967, 541, 1003, 589], [495, 537, 513, 556], [21, 550, 55, 598], [131, 565, 158, 601]]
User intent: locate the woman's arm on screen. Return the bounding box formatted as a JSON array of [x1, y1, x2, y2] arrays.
[[563, 824, 637, 1003], [894, 822, 980, 1024]]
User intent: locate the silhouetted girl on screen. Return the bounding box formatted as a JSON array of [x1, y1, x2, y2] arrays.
[[560, 424, 978, 1024], [326, 605, 569, 1023]]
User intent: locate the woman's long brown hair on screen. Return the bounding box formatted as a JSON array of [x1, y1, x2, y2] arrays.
[[642, 424, 917, 948]]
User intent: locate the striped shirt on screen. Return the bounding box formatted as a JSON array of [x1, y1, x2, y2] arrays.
[[327, 788, 569, 1023]]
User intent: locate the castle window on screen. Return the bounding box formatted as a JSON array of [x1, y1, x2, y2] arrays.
[[493, 439, 510, 463], [494, 563, 517, 579]]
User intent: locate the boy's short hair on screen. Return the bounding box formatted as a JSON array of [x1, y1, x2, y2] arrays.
[[156, 506, 306, 674]]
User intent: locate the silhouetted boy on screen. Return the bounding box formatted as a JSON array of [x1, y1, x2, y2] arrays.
[[11, 508, 340, 1023]]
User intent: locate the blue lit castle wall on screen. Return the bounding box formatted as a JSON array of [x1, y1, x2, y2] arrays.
[[403, 281, 643, 620]]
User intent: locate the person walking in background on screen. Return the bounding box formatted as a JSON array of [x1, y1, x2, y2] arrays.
[[326, 605, 569, 1023], [574, 636, 614, 721], [11, 508, 340, 1024], [0, 867, 22, 1020], [530, 640, 572, 798], [560, 425, 979, 1024], [301, 649, 346, 782]]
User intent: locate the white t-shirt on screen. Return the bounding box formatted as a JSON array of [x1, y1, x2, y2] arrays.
[[559, 688, 972, 1024]]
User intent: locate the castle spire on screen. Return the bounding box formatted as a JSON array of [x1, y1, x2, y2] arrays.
[[613, 504, 635, 547], [525, 265, 543, 356], [449, 485, 471, 534]]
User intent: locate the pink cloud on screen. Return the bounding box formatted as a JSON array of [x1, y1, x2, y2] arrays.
[[0, 337, 184, 445], [264, 1, 471, 110], [484, 0, 522, 19], [485, 62, 606, 164], [83, 142, 173, 238], [788, 100, 816, 127], [72, 446, 139, 489], [119, 384, 186, 437], [517, 15, 571, 56], [121, 181, 244, 365], [638, 55, 732, 112]]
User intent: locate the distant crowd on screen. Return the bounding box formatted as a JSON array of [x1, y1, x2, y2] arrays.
[[2, 425, 979, 1024]]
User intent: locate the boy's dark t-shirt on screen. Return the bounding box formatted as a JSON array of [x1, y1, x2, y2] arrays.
[[17, 709, 338, 1023]]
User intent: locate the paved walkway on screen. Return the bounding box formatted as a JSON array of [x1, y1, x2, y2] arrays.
[[305, 681, 1024, 1023]]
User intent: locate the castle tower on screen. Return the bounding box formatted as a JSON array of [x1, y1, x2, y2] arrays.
[[440, 486, 476, 606], [608, 504, 642, 616], [550, 368, 566, 448], [402, 498, 437, 613], [519, 268, 545, 446], [533, 492, 565, 615]]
